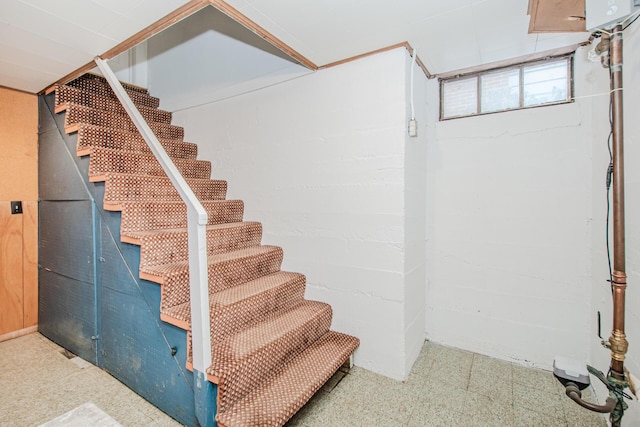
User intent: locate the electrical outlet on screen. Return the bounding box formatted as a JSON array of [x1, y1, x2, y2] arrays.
[[11, 201, 22, 214], [408, 119, 418, 137]]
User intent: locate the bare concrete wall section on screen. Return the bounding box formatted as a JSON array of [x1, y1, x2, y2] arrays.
[[174, 48, 423, 380], [425, 46, 609, 369]]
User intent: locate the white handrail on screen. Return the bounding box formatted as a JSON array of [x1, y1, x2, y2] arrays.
[[95, 57, 212, 374]]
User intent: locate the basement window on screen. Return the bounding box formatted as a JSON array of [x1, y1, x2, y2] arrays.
[[440, 55, 573, 120]]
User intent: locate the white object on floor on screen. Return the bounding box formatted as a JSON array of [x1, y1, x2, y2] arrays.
[[39, 402, 122, 427]]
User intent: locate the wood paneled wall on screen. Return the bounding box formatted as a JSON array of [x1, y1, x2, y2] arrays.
[[0, 87, 38, 340]]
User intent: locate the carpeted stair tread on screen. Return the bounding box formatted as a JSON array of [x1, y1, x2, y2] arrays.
[[135, 222, 263, 271], [210, 301, 332, 409], [87, 147, 211, 181], [64, 103, 184, 139], [103, 173, 227, 207], [55, 82, 155, 110], [160, 271, 306, 338], [158, 245, 284, 309], [66, 73, 159, 108], [70, 73, 150, 94], [208, 271, 307, 344], [56, 85, 172, 124], [119, 200, 245, 234], [211, 272, 305, 308], [216, 331, 359, 427], [211, 300, 331, 366], [216, 332, 359, 427], [77, 124, 197, 159]]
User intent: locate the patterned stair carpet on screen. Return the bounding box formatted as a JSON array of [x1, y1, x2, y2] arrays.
[[54, 73, 359, 427]]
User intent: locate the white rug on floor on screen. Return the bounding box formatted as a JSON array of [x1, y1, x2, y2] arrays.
[[39, 402, 122, 427]]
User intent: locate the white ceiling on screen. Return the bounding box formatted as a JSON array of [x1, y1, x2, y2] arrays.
[[225, 0, 588, 72], [0, 0, 189, 93], [0, 0, 588, 94]]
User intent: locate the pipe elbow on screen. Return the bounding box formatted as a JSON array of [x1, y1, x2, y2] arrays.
[[565, 384, 617, 414]]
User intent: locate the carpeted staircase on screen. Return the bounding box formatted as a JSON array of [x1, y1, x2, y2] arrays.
[[53, 73, 359, 427]]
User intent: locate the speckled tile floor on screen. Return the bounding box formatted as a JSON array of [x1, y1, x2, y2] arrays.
[[287, 342, 608, 427], [0, 333, 181, 427], [0, 334, 607, 427]]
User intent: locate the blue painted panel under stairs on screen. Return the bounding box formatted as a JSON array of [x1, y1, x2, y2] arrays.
[[38, 92, 205, 426]]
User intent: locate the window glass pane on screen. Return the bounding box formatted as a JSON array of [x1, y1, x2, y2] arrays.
[[442, 77, 477, 118], [480, 68, 520, 113], [523, 59, 568, 107]]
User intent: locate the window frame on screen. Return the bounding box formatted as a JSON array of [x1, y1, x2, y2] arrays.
[[439, 54, 574, 120]]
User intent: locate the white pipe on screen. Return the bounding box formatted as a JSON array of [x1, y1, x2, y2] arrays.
[[410, 48, 416, 120], [95, 57, 212, 373]]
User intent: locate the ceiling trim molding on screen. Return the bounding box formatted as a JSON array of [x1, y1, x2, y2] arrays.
[[42, 0, 210, 93], [319, 42, 433, 78], [208, 0, 318, 70], [435, 42, 587, 79]]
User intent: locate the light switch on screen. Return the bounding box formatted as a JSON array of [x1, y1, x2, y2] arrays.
[[11, 201, 22, 214]]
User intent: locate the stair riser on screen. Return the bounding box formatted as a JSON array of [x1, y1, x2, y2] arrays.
[[88, 149, 211, 180], [139, 223, 263, 271], [210, 275, 307, 344], [78, 125, 197, 159], [56, 85, 172, 124], [214, 304, 333, 412], [103, 174, 227, 205], [161, 248, 284, 309], [65, 75, 159, 108], [65, 104, 184, 140], [120, 200, 245, 234]]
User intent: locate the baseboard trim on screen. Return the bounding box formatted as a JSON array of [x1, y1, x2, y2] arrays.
[[0, 325, 38, 343]]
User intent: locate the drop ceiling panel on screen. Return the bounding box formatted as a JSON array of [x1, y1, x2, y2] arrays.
[[0, 0, 194, 92], [473, 1, 536, 62], [534, 32, 588, 52], [0, 41, 78, 76], [129, 0, 197, 26], [0, 22, 92, 65], [0, 59, 60, 93], [17, 0, 123, 36], [1, 1, 119, 54], [95, 16, 139, 41], [406, 6, 482, 74], [89, 0, 146, 16]]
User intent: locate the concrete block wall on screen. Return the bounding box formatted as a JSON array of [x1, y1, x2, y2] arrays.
[[425, 49, 609, 369], [403, 53, 428, 375], [139, 25, 637, 389], [171, 48, 426, 380]]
